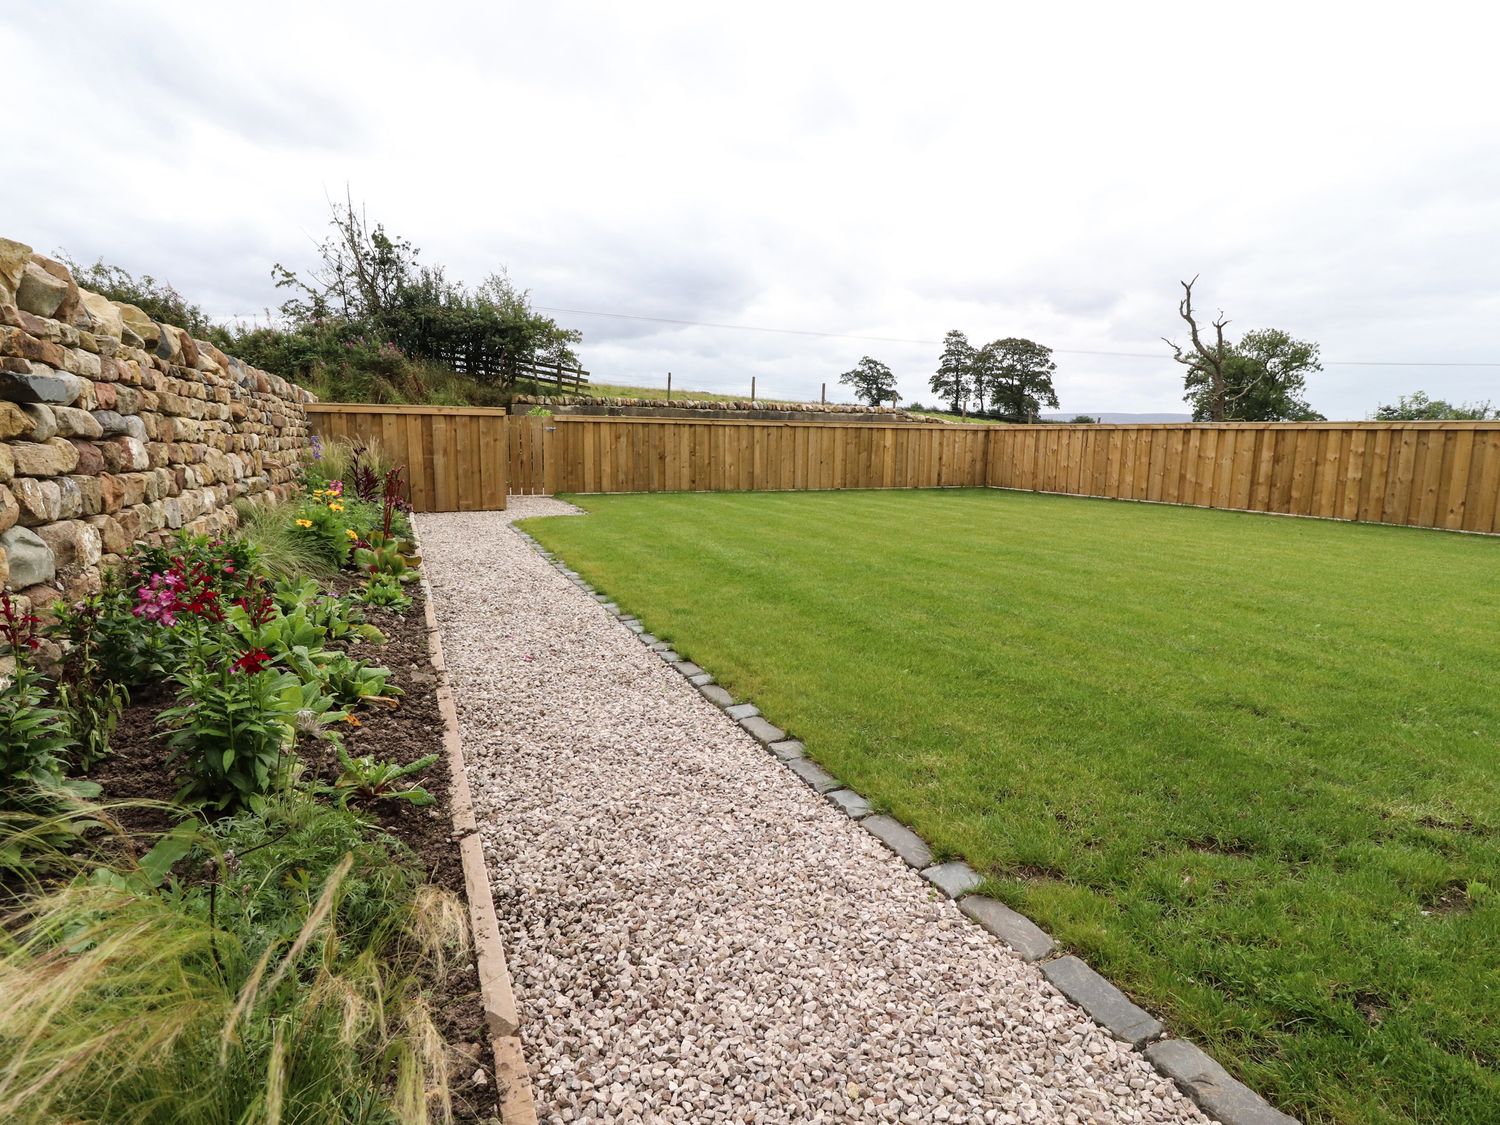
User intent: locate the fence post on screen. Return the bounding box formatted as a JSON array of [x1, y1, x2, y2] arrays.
[[751, 376, 756, 402], [667, 371, 672, 400], [821, 383, 826, 404]]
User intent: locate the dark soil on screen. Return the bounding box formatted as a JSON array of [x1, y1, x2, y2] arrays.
[[93, 584, 495, 1122]]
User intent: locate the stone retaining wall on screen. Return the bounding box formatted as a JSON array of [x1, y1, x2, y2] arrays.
[[0, 236, 314, 612]]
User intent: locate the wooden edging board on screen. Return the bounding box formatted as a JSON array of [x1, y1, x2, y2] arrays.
[[417, 543, 539, 1125]]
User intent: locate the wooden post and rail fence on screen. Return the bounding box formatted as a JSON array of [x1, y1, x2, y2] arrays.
[[305, 404, 1500, 536]]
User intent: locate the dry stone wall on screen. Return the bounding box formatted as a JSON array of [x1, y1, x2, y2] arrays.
[[0, 236, 315, 613]]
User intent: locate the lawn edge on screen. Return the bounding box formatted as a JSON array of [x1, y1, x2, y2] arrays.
[[417, 536, 540, 1125], [512, 521, 1301, 1125]]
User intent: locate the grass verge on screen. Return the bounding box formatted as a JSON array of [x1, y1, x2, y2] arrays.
[[521, 488, 1500, 1125]]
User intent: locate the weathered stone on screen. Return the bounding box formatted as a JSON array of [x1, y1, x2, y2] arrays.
[[115, 302, 160, 347], [1144, 1041, 1299, 1125], [699, 684, 734, 708], [0, 401, 28, 441], [51, 405, 103, 438], [101, 435, 150, 472], [0, 485, 17, 534], [14, 261, 68, 318], [862, 816, 933, 869], [740, 715, 786, 744], [86, 514, 130, 555], [768, 739, 805, 761], [11, 477, 60, 525], [674, 661, 704, 678], [0, 367, 83, 405], [0, 445, 11, 485], [786, 758, 839, 793], [69, 439, 105, 475], [12, 438, 80, 477], [0, 237, 31, 306], [68, 475, 102, 517], [1042, 956, 1164, 1047], [35, 520, 102, 575], [687, 672, 714, 687], [826, 788, 872, 818], [725, 703, 760, 721], [921, 861, 982, 899], [958, 896, 1055, 961], [0, 526, 54, 587], [656, 648, 680, 663], [19, 403, 56, 441], [31, 256, 81, 324], [79, 289, 124, 339], [637, 633, 657, 647]]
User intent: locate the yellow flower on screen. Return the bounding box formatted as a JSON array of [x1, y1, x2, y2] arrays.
[[344, 714, 361, 727], [346, 529, 358, 539], [328, 502, 345, 512], [313, 489, 326, 496], [295, 518, 313, 528]]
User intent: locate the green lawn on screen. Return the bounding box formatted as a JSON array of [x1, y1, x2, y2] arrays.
[[519, 489, 1500, 1125]]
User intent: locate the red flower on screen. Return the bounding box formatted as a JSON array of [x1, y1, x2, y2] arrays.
[[231, 648, 272, 674]]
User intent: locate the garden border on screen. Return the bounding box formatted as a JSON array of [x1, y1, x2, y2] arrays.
[[510, 523, 1300, 1125], [419, 560, 539, 1125]]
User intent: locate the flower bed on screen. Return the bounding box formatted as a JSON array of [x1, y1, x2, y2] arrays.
[[0, 438, 492, 1123]]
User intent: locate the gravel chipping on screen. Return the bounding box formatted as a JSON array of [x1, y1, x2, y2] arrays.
[[418, 498, 1213, 1125]]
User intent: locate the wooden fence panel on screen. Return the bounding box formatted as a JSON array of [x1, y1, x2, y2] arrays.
[[306, 404, 508, 513], [985, 421, 1500, 534]]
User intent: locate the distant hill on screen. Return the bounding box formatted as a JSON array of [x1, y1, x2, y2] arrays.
[[1042, 412, 1193, 423]]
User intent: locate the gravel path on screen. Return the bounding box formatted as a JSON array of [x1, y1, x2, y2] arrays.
[[418, 499, 1211, 1125]]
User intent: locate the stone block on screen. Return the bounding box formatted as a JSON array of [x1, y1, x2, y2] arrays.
[[863, 816, 933, 869], [15, 260, 69, 318], [921, 861, 982, 899], [52, 405, 103, 438], [725, 703, 760, 721], [35, 519, 101, 575], [768, 739, 805, 761], [0, 237, 30, 306], [740, 715, 786, 744], [958, 896, 1055, 961], [20, 403, 56, 440], [675, 661, 704, 678], [12, 437, 79, 477], [699, 684, 734, 708], [0, 526, 54, 588], [826, 788, 872, 818], [1144, 1041, 1299, 1125], [12, 477, 60, 524], [0, 485, 17, 534], [1042, 956, 1163, 1047], [0, 401, 28, 440], [0, 366, 83, 405], [786, 757, 839, 793]]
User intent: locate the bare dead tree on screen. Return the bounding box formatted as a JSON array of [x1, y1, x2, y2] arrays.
[[1163, 276, 1231, 422]]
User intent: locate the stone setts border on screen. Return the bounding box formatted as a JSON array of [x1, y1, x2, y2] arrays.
[[419, 561, 539, 1125], [511, 523, 1301, 1125]]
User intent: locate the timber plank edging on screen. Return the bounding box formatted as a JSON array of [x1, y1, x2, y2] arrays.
[[419, 556, 538, 1125]]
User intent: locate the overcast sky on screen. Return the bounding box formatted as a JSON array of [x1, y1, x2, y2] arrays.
[[5, 2, 1498, 418]]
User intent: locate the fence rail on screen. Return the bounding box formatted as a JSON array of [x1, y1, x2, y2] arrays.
[[987, 421, 1500, 534], [308, 405, 1500, 533], [307, 403, 508, 512]]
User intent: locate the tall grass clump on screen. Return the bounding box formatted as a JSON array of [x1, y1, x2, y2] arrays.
[[0, 798, 466, 1124], [234, 501, 340, 582]]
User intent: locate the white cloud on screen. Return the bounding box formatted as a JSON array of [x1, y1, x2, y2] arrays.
[[5, 0, 1499, 417]]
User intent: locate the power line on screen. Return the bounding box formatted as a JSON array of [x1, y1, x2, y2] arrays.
[[533, 304, 1500, 369]]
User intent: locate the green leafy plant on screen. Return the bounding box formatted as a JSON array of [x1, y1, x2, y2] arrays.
[[353, 531, 419, 584], [48, 597, 130, 770], [160, 663, 300, 813], [332, 744, 437, 808], [1, 597, 83, 813], [358, 575, 412, 611]]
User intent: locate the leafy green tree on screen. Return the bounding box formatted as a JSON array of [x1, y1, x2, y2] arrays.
[[1167, 278, 1323, 421], [839, 356, 898, 406], [56, 254, 214, 336], [1374, 391, 1495, 420], [1070, 415, 1098, 424], [1184, 328, 1324, 421], [931, 330, 975, 414], [981, 338, 1059, 423]]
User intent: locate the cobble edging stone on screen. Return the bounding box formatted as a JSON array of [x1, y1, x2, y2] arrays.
[[507, 523, 1299, 1125], [419, 555, 539, 1125]]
